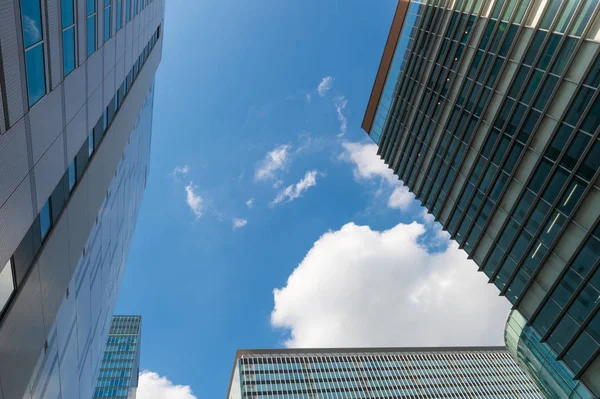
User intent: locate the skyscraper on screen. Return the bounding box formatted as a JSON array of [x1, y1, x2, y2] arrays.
[[362, 1, 599, 397], [226, 347, 545, 398], [0, 0, 164, 398], [93, 316, 142, 399]]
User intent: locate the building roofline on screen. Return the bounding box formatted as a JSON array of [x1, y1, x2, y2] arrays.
[[361, 0, 411, 134], [225, 346, 507, 398]]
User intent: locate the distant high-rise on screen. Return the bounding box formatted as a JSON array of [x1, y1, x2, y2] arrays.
[[0, 0, 164, 398], [226, 347, 545, 398], [93, 316, 142, 399], [362, 1, 599, 397]]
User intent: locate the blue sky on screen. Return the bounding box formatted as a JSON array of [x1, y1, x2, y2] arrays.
[[114, 1, 511, 397]]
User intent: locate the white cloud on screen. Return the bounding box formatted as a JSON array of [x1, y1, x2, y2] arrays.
[[387, 186, 414, 211], [271, 222, 510, 348], [255, 145, 291, 181], [246, 198, 254, 208], [271, 170, 320, 206], [317, 76, 333, 97], [341, 142, 397, 185], [334, 96, 348, 136], [233, 218, 248, 229], [137, 371, 197, 399], [184, 182, 203, 219], [173, 165, 190, 179], [305, 93, 312, 103]]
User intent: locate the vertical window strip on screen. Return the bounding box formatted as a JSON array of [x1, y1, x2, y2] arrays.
[[104, 0, 111, 42], [116, 0, 122, 31], [21, 0, 47, 106], [61, 0, 76, 76], [87, 0, 97, 55]]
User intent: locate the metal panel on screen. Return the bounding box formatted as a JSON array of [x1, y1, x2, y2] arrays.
[[66, 174, 90, 269], [33, 134, 65, 212], [64, 64, 87, 124], [65, 105, 87, 162], [0, 263, 45, 399], [87, 50, 104, 95], [47, 0, 62, 90], [37, 213, 71, 337], [0, 0, 25, 125], [86, 84, 102, 129], [0, 118, 29, 206], [103, 68, 115, 108], [29, 89, 64, 164], [103, 37, 116, 78], [0, 179, 34, 267]]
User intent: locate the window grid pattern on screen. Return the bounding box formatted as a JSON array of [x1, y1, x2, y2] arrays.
[[61, 0, 76, 76], [93, 316, 141, 399], [369, 0, 600, 393], [231, 349, 544, 399], [87, 0, 97, 55], [104, 0, 112, 42]]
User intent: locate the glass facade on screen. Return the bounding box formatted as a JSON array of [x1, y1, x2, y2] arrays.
[[364, 0, 600, 397], [227, 348, 545, 398], [93, 316, 142, 399]]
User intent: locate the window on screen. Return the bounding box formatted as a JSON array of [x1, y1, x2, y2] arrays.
[[21, 0, 47, 106], [126, 0, 131, 22], [61, 0, 76, 77], [68, 159, 76, 192], [116, 0, 122, 31], [39, 200, 52, 241], [87, 0, 97, 55], [104, 0, 111, 42], [88, 130, 94, 156], [0, 259, 15, 314]]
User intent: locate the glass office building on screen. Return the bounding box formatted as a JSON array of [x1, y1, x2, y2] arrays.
[[361, 1, 600, 397], [93, 316, 142, 399], [0, 1, 164, 398], [226, 347, 545, 398]]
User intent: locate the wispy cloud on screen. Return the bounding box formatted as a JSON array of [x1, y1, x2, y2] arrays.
[[334, 96, 348, 136], [317, 76, 333, 97], [255, 144, 291, 181], [173, 165, 190, 179], [233, 218, 248, 229], [271, 170, 320, 206], [246, 198, 254, 208], [305, 93, 312, 103], [184, 182, 204, 219]]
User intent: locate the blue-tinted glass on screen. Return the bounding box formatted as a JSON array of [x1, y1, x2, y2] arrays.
[[563, 331, 598, 374], [577, 140, 599, 181], [581, 96, 600, 134], [126, 0, 131, 21], [547, 313, 578, 352], [61, 0, 74, 27], [534, 75, 558, 110], [116, 0, 122, 30], [63, 27, 75, 76], [565, 87, 593, 126], [540, 0, 561, 29], [68, 160, 76, 192], [547, 124, 572, 162], [568, 283, 600, 324], [87, 0, 95, 14], [88, 131, 94, 156], [529, 160, 552, 193], [558, 178, 585, 216], [533, 298, 561, 336], [552, 269, 582, 307], [25, 45, 46, 107], [588, 310, 600, 343], [542, 167, 568, 203], [40, 201, 51, 240], [561, 132, 591, 171], [525, 199, 550, 234], [540, 211, 565, 246], [570, 236, 600, 278], [21, 0, 43, 47], [538, 34, 560, 71], [87, 16, 96, 55], [104, 7, 110, 42], [104, 0, 110, 5], [552, 38, 577, 76]]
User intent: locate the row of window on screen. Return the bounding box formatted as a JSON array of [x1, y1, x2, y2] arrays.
[[93, 387, 128, 398], [19, 0, 155, 108], [94, 377, 130, 388], [107, 335, 138, 344], [0, 26, 160, 324], [96, 368, 134, 379]]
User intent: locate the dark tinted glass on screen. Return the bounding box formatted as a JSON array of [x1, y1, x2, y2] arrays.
[[533, 298, 560, 336], [547, 124, 572, 162], [561, 132, 591, 171], [87, 0, 95, 14], [533, 74, 558, 110], [565, 87, 593, 126], [538, 34, 560, 71], [581, 96, 600, 134], [577, 140, 599, 181], [564, 331, 597, 374], [547, 313, 578, 353], [524, 32, 546, 66], [68, 159, 76, 192], [552, 37, 577, 76]]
